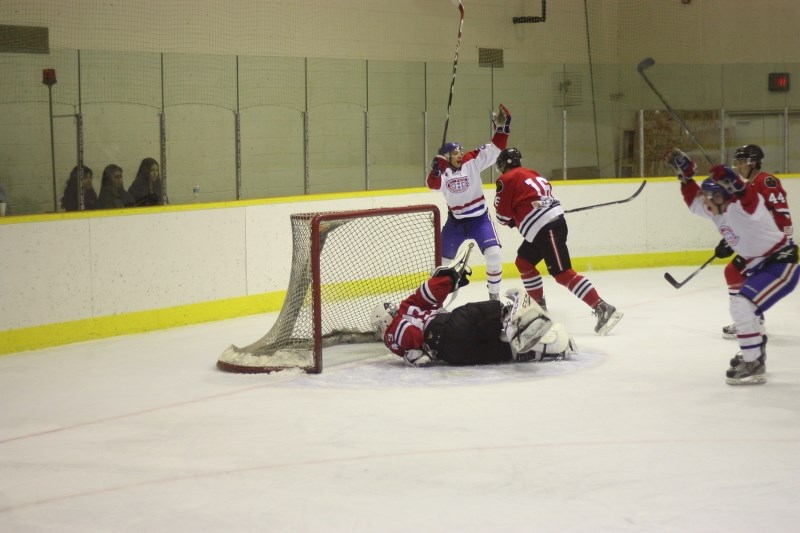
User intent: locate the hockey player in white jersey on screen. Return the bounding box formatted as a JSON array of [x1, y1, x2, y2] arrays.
[[678, 164, 799, 385], [427, 104, 511, 301]]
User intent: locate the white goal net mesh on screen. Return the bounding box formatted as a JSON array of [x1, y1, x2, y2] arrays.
[[218, 205, 440, 373]]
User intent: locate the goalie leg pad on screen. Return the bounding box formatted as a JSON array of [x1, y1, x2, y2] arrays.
[[509, 309, 552, 355], [516, 323, 577, 362]]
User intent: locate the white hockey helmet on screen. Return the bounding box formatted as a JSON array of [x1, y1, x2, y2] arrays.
[[370, 302, 397, 337]]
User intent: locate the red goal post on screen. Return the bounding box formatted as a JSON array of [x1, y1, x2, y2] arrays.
[[217, 204, 441, 374]]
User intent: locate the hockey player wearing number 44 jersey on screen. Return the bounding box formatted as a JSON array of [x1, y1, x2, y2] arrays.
[[679, 164, 798, 385], [493, 148, 623, 336], [427, 104, 511, 301], [667, 145, 793, 340]]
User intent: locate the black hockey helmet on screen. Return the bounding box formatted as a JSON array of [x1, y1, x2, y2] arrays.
[[495, 147, 522, 173], [733, 144, 764, 169]]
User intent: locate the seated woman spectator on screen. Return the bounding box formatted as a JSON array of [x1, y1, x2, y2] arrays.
[[95, 164, 135, 209], [128, 157, 164, 206], [60, 165, 97, 212]]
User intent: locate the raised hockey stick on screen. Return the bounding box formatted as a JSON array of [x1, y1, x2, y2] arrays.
[[444, 241, 474, 309], [563, 180, 647, 214], [636, 57, 715, 165], [663, 253, 716, 289], [442, 0, 465, 146]]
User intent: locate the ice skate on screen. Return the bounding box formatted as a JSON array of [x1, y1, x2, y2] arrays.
[[721, 323, 737, 339], [593, 300, 623, 335], [726, 337, 767, 385], [726, 358, 766, 385], [729, 336, 767, 368]]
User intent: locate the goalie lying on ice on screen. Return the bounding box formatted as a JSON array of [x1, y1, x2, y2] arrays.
[[370, 267, 576, 367]]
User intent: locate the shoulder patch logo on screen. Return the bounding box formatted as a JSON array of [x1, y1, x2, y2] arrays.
[[765, 176, 778, 188], [495, 179, 504, 193]]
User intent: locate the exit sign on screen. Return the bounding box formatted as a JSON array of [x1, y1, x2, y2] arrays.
[[768, 72, 790, 92]]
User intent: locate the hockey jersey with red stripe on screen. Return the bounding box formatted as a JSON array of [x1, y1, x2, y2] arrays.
[[682, 179, 788, 273], [749, 171, 792, 237], [381, 276, 453, 358], [493, 166, 564, 242], [426, 131, 508, 219]]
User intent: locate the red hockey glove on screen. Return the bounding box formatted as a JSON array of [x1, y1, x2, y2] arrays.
[[710, 164, 745, 195], [430, 155, 449, 177], [664, 147, 696, 183]]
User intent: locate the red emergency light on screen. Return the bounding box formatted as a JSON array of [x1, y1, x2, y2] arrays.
[[768, 72, 790, 92]]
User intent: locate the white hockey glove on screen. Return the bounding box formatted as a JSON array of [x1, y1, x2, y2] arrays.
[[404, 349, 433, 367]]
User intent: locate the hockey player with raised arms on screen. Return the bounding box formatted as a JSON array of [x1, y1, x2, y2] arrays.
[[677, 163, 798, 385], [666, 144, 793, 339], [427, 104, 511, 301], [370, 255, 575, 367], [493, 147, 623, 336]]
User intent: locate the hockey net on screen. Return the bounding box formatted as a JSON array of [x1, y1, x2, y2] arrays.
[[217, 205, 441, 374]]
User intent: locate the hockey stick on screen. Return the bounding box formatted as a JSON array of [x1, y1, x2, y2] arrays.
[[636, 57, 715, 165], [444, 241, 474, 309], [563, 180, 647, 214], [663, 253, 716, 289], [442, 0, 465, 146]]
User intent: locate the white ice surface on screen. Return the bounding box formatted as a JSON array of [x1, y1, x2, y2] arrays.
[[1, 267, 799, 532]]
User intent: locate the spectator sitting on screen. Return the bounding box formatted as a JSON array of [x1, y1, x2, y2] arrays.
[[96, 164, 135, 210], [128, 157, 163, 206], [61, 165, 97, 212]]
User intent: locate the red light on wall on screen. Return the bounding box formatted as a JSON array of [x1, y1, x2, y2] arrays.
[[768, 72, 790, 92], [42, 68, 57, 86]]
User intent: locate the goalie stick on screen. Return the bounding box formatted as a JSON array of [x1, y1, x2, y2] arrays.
[[636, 57, 715, 165], [663, 253, 716, 289], [563, 180, 647, 214], [442, 0, 465, 146]]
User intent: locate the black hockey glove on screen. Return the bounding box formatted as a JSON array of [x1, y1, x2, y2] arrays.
[[432, 265, 461, 289], [714, 238, 734, 259], [731, 254, 746, 273], [457, 265, 471, 288], [432, 264, 471, 291]]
